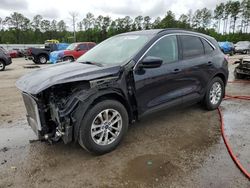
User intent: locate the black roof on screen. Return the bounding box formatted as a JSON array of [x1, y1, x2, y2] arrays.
[[119, 28, 212, 38]]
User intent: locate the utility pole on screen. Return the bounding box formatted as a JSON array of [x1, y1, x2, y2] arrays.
[[69, 12, 78, 42]]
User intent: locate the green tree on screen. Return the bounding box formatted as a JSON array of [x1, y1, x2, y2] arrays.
[[240, 0, 250, 33], [134, 16, 143, 30], [229, 1, 241, 33], [143, 16, 151, 29], [4, 12, 30, 43], [160, 11, 177, 28], [57, 20, 67, 32], [32, 15, 43, 31], [214, 3, 225, 32]]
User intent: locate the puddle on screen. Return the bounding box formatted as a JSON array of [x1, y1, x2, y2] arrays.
[[123, 154, 180, 185]]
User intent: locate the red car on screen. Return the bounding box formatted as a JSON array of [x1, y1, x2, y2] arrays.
[[49, 42, 96, 64], [8, 50, 19, 58]]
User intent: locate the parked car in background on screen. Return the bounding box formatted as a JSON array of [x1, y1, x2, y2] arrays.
[[218, 41, 235, 55], [17, 29, 228, 154], [49, 42, 96, 64], [234, 56, 250, 79], [0, 47, 12, 71], [8, 49, 19, 58], [234, 41, 250, 54], [26, 42, 69, 64]]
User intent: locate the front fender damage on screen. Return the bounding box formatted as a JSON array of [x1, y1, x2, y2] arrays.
[[51, 75, 133, 144]]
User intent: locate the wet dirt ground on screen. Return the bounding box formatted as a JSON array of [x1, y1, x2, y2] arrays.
[[0, 56, 250, 187]]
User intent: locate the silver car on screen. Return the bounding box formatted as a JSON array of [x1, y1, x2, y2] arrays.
[[235, 41, 250, 54]]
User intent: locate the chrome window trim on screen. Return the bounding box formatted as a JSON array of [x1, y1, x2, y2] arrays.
[[133, 33, 216, 71]]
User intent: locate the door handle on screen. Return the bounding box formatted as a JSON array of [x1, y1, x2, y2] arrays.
[[172, 68, 181, 73], [207, 61, 212, 66]]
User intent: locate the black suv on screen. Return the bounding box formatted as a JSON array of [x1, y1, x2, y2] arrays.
[[16, 29, 228, 154], [0, 47, 12, 71]]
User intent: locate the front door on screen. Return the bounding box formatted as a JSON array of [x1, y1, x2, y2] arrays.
[[133, 35, 185, 116]]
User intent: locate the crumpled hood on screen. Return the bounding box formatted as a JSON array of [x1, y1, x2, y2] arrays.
[[16, 62, 121, 95]]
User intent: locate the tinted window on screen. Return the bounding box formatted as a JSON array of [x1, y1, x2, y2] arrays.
[[146, 35, 178, 64], [180, 35, 204, 58], [78, 44, 88, 50], [201, 38, 214, 54]]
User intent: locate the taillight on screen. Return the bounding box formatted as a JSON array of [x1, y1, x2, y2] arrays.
[[224, 54, 229, 62], [27, 48, 32, 55]]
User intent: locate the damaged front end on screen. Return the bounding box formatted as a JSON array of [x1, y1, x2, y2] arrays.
[[22, 82, 90, 144], [234, 57, 250, 78]]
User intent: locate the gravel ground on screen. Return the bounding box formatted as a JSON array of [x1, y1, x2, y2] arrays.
[[0, 56, 250, 188]]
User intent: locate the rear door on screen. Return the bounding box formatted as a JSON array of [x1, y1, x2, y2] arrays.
[[178, 35, 216, 103]]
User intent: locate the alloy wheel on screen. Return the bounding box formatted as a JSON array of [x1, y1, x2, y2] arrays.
[[209, 82, 222, 105], [91, 109, 122, 146]]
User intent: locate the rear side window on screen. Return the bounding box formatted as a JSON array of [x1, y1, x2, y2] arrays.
[[146, 35, 178, 64], [201, 38, 214, 54], [180, 35, 204, 58], [78, 44, 88, 50]]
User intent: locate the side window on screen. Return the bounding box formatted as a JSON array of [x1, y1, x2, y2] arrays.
[[180, 35, 204, 58], [201, 38, 214, 54], [88, 43, 95, 49], [146, 35, 178, 64], [78, 44, 88, 50]]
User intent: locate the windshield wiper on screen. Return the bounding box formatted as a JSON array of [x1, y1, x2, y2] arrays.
[[78, 61, 103, 67]]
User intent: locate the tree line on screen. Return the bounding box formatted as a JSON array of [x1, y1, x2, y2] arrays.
[[0, 0, 249, 44]]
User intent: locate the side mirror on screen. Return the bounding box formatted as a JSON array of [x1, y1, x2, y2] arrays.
[[140, 56, 163, 69], [76, 48, 81, 51]]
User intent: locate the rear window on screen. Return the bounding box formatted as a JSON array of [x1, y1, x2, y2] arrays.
[[201, 38, 214, 54], [180, 35, 204, 58]]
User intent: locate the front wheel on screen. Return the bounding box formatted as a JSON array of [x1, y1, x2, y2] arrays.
[[203, 77, 225, 110], [78, 100, 129, 155]]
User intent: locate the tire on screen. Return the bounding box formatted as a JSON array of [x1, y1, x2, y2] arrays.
[[0, 60, 5, 71], [63, 56, 74, 62], [38, 55, 48, 64], [78, 100, 128, 155], [203, 77, 225, 110]]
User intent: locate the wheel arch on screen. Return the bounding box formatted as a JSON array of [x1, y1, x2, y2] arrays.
[[213, 73, 226, 86], [0, 58, 6, 64], [38, 53, 49, 59], [63, 55, 75, 61], [72, 89, 135, 142]]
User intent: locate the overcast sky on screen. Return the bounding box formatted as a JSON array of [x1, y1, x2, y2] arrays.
[[0, 0, 229, 27]]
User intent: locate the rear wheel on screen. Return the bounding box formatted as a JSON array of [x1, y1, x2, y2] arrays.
[[38, 55, 48, 64], [0, 60, 5, 71], [203, 77, 225, 110], [78, 100, 128, 154]]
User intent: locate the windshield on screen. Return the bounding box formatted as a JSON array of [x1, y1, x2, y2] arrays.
[[66, 43, 78, 50], [77, 35, 151, 66]]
